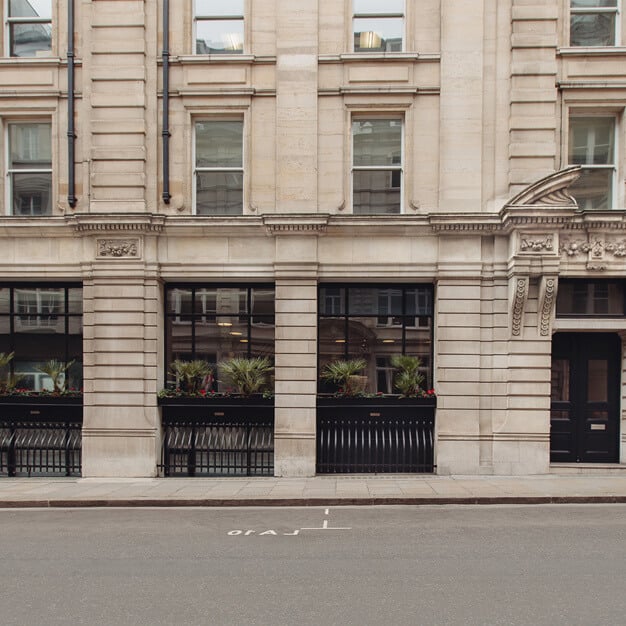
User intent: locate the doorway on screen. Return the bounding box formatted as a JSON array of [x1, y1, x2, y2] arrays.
[[550, 333, 621, 463]]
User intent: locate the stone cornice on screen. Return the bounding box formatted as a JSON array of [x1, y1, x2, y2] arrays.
[[264, 214, 329, 235], [66, 213, 166, 234]]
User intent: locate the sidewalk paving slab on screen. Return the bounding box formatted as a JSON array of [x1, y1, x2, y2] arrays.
[[2, 474, 626, 507]]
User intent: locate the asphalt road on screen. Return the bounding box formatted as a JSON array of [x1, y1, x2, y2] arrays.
[[1, 505, 625, 626]]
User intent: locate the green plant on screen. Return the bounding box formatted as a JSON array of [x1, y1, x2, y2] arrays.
[[391, 355, 425, 397], [218, 356, 273, 396], [0, 351, 14, 393], [320, 358, 368, 396], [170, 360, 213, 394], [36, 359, 75, 394]]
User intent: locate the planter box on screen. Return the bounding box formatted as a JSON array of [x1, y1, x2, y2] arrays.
[[158, 395, 274, 477], [0, 395, 83, 422], [316, 395, 436, 474]]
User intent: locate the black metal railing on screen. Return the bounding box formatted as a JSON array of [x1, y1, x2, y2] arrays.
[[159, 399, 274, 476], [317, 398, 435, 473], [0, 400, 83, 477]]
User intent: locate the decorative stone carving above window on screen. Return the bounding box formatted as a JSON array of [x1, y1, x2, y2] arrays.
[[97, 238, 140, 258], [519, 234, 554, 253], [559, 237, 626, 259], [538, 276, 557, 337], [505, 166, 581, 209]]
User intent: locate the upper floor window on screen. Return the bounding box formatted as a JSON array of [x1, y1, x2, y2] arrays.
[[568, 116, 616, 210], [7, 0, 52, 57], [352, 118, 402, 214], [353, 0, 404, 52], [7, 121, 52, 216], [570, 0, 619, 46], [194, 0, 244, 54], [194, 120, 243, 215], [557, 280, 625, 316]]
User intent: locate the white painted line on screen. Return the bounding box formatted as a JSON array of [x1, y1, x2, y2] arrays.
[[325, 508, 329, 515], [300, 526, 352, 531]]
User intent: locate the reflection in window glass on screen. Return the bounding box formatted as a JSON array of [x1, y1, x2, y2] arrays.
[[0, 285, 82, 391], [319, 285, 434, 394], [195, 1, 244, 54], [195, 121, 243, 215], [556, 281, 624, 316], [165, 285, 275, 391], [352, 119, 402, 214], [568, 117, 616, 210], [8, 0, 52, 57], [570, 1, 618, 47], [353, 1, 404, 52]]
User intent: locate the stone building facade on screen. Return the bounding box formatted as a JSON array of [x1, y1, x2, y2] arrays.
[[1, 0, 626, 476]]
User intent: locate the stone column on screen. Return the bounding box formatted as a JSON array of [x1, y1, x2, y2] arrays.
[[81, 234, 162, 477], [272, 230, 320, 476]]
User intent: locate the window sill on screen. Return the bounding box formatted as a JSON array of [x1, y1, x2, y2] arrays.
[[558, 46, 626, 56], [173, 54, 276, 65], [319, 52, 439, 63], [0, 56, 64, 66]]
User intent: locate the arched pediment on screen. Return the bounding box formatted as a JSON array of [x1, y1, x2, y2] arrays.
[[505, 166, 581, 209]]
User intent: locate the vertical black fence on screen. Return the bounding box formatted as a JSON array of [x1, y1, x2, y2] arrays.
[[159, 399, 274, 476], [317, 398, 435, 473], [0, 400, 83, 477]]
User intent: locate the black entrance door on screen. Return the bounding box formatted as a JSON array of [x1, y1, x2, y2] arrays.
[[550, 333, 620, 463]]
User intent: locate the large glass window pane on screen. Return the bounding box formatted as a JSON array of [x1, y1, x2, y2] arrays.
[[569, 118, 615, 165], [9, 23, 52, 57], [251, 289, 274, 316], [354, 0, 404, 12], [570, 1, 618, 46], [0, 289, 9, 314], [556, 281, 624, 316], [195, 172, 243, 215], [196, 121, 243, 167], [196, 20, 243, 54], [353, 17, 403, 52], [195, 0, 244, 15], [353, 120, 402, 167], [9, 0, 52, 18], [353, 170, 400, 214], [10, 123, 52, 168], [11, 172, 52, 216], [249, 317, 274, 358], [320, 287, 345, 315], [67, 288, 82, 314]]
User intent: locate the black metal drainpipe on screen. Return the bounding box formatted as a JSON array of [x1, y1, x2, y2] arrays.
[[162, 0, 171, 204], [67, 0, 77, 208]]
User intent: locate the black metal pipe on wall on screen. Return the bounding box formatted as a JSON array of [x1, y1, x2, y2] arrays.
[[162, 0, 171, 204], [67, 0, 76, 208]]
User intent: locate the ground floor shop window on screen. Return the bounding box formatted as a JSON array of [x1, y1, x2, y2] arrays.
[[318, 284, 434, 394], [165, 284, 275, 392], [0, 284, 82, 391]]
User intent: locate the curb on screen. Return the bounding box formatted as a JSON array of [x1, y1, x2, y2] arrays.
[[2, 495, 626, 508]]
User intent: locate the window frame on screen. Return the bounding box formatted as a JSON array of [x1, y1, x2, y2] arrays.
[[569, 1, 620, 47], [193, 117, 245, 216], [193, 0, 244, 55], [352, 0, 405, 53], [5, 120, 53, 217], [164, 284, 275, 392], [0, 283, 83, 392], [567, 113, 618, 211], [5, 0, 53, 58], [318, 284, 434, 394], [351, 116, 404, 215], [556, 279, 626, 317]]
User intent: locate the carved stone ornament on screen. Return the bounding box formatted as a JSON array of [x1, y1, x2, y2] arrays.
[[511, 276, 529, 338], [519, 234, 554, 253], [560, 237, 626, 260], [97, 238, 139, 258], [538, 277, 557, 337], [505, 166, 581, 208]]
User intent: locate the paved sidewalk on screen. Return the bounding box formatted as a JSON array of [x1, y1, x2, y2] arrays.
[[2, 474, 626, 507]]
